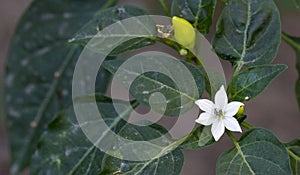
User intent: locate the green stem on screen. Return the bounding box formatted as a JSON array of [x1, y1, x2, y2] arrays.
[[219, 0, 228, 3], [195, 58, 203, 66], [155, 37, 180, 52], [226, 130, 238, 145], [241, 121, 253, 129], [188, 54, 203, 66], [101, 0, 118, 10], [282, 32, 300, 50], [158, 0, 171, 17], [185, 56, 193, 63]]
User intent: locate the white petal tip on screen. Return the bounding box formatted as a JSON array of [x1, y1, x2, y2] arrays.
[[213, 135, 222, 141], [195, 118, 204, 125], [233, 125, 242, 133], [229, 128, 242, 133]]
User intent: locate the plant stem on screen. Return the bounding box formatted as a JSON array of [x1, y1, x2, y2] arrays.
[[155, 37, 180, 52], [194, 57, 203, 66], [101, 0, 118, 10], [226, 130, 238, 145], [159, 0, 171, 17], [281, 32, 300, 50], [241, 121, 253, 129]]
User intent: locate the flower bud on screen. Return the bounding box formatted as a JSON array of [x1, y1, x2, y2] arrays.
[[237, 105, 244, 116], [172, 16, 195, 49]]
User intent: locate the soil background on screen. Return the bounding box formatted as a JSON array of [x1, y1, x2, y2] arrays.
[[0, 0, 299, 175]]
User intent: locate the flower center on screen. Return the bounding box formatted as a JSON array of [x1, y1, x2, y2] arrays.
[[214, 109, 225, 119]]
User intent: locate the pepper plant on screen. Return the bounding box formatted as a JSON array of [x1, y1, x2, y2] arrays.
[[4, 0, 300, 174]]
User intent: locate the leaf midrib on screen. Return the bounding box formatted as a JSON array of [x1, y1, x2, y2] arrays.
[[11, 1, 118, 173], [224, 140, 288, 175], [237, 0, 252, 70], [67, 101, 137, 175], [116, 134, 189, 175], [232, 142, 256, 174], [231, 66, 283, 99], [106, 66, 197, 102], [286, 147, 300, 175], [193, 0, 203, 28], [13, 46, 79, 173]]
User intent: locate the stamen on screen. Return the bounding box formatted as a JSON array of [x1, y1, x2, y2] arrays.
[[214, 109, 225, 119]]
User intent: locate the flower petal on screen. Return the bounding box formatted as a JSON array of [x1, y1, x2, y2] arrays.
[[195, 99, 214, 114], [211, 120, 225, 141], [223, 116, 242, 132], [195, 112, 215, 126], [225, 101, 244, 117], [214, 85, 228, 110]]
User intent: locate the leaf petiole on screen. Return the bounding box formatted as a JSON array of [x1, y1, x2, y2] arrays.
[[281, 32, 300, 50], [226, 130, 239, 145], [158, 0, 171, 17], [241, 121, 253, 129]]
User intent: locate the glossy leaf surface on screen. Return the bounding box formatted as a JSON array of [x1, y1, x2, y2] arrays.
[[229, 64, 287, 101], [5, 0, 117, 173], [171, 0, 217, 34], [217, 128, 292, 175], [212, 0, 281, 68]]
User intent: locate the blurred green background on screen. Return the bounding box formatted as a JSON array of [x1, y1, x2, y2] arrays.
[[0, 0, 299, 174]]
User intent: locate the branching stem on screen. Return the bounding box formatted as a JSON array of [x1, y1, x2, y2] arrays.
[[158, 0, 171, 17]]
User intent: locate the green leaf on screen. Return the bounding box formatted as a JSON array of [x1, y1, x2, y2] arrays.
[[216, 128, 292, 175], [30, 101, 134, 175], [212, 0, 281, 68], [69, 6, 156, 56], [285, 139, 300, 175], [171, 0, 217, 34], [31, 98, 186, 175], [4, 0, 117, 174], [229, 64, 287, 101], [292, 0, 300, 10], [30, 111, 104, 175], [73, 92, 131, 104], [103, 57, 206, 116], [180, 126, 214, 150], [100, 148, 183, 175], [282, 33, 300, 109], [100, 120, 184, 175]]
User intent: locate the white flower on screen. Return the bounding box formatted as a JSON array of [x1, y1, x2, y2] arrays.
[[195, 86, 243, 141]]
